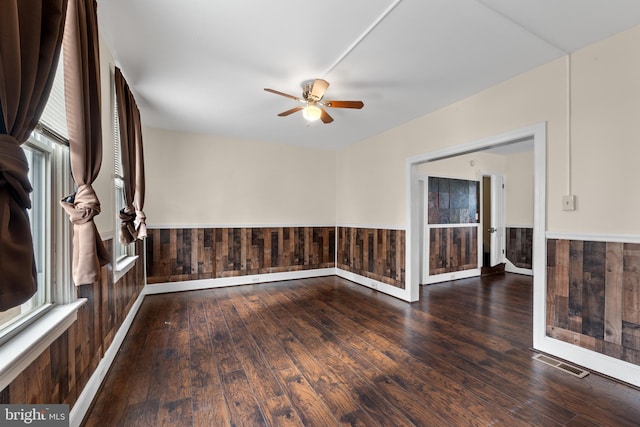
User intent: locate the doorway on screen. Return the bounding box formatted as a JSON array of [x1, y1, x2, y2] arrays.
[[481, 173, 505, 272], [406, 123, 546, 349]]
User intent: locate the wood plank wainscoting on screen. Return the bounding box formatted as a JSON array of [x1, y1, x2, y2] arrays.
[[336, 227, 405, 289], [426, 177, 480, 281], [547, 238, 640, 366], [146, 227, 336, 284], [146, 226, 406, 290], [506, 227, 533, 269], [429, 226, 478, 275], [0, 239, 145, 409]]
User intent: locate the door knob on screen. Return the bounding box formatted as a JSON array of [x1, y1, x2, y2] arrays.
[[488, 227, 497, 233]]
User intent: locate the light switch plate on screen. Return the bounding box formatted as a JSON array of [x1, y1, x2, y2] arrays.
[[562, 195, 576, 211]]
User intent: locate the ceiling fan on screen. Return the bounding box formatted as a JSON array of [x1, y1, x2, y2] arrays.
[[264, 79, 364, 124]]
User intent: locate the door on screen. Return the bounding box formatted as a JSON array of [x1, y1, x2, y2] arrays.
[[489, 174, 505, 266]]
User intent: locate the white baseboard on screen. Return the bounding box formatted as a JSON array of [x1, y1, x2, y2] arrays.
[[147, 268, 412, 302], [537, 335, 640, 388], [144, 268, 336, 295], [423, 268, 481, 285], [69, 287, 147, 427], [67, 265, 434, 425], [505, 259, 533, 276], [335, 269, 410, 301]]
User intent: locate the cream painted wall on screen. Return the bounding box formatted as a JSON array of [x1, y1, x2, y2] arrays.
[[94, 31, 115, 237], [337, 55, 566, 228], [418, 150, 534, 227], [417, 151, 505, 181], [569, 26, 640, 234], [143, 127, 336, 227], [505, 150, 534, 226], [337, 25, 640, 235], [110, 24, 640, 234]]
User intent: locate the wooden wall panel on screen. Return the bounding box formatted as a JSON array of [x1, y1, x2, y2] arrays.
[[147, 226, 335, 284], [216, 226, 336, 276], [505, 227, 533, 269], [146, 228, 215, 283], [429, 227, 478, 276], [428, 177, 479, 225], [336, 227, 405, 289], [103, 240, 145, 350], [547, 239, 640, 366], [1, 238, 146, 409]]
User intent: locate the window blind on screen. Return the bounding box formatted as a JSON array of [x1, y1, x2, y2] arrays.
[[39, 50, 68, 141], [113, 90, 122, 179]]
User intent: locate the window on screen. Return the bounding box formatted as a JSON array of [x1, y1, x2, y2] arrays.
[[0, 53, 72, 344], [0, 140, 49, 342], [113, 82, 135, 265], [0, 133, 71, 344]]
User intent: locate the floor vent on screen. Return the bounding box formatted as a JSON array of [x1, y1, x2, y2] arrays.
[[532, 354, 589, 378]]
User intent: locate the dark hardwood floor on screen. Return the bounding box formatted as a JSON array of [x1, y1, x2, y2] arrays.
[[83, 274, 640, 426]]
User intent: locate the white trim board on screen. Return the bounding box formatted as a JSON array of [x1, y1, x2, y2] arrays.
[[146, 223, 336, 230], [504, 259, 533, 276], [0, 300, 86, 393], [427, 223, 480, 229], [146, 268, 412, 302], [406, 123, 546, 307], [336, 224, 406, 231], [539, 335, 640, 389], [69, 287, 146, 427], [146, 224, 408, 232], [424, 268, 481, 285], [546, 231, 640, 244], [335, 269, 410, 301], [145, 268, 336, 295]]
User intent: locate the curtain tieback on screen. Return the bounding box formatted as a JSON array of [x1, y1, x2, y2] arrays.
[[134, 210, 147, 239], [59, 184, 101, 224], [0, 135, 33, 209], [59, 183, 109, 284], [119, 205, 136, 244]]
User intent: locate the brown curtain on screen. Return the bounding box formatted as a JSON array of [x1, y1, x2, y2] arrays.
[[0, 0, 68, 311], [114, 67, 146, 243], [133, 109, 147, 239], [60, 0, 109, 286]]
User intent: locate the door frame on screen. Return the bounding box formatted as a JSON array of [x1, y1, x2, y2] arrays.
[[481, 172, 506, 267], [422, 174, 483, 284], [406, 122, 546, 348]]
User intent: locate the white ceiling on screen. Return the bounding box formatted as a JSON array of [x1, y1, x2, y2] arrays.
[[97, 0, 640, 150]]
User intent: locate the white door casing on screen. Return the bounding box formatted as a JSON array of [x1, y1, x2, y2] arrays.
[[489, 174, 505, 266]]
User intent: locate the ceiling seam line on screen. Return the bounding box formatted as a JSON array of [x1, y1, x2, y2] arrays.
[[321, 0, 403, 78], [474, 0, 569, 55], [474, 0, 574, 198]]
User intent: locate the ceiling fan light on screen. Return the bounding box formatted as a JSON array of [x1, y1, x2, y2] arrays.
[[302, 105, 322, 121]]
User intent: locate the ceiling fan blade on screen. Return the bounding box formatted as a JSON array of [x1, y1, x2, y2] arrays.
[[278, 106, 303, 117], [310, 79, 329, 100], [323, 100, 364, 109], [320, 108, 333, 124], [264, 88, 303, 102]]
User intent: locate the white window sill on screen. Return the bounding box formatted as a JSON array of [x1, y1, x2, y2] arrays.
[[0, 298, 86, 392], [113, 255, 138, 283]]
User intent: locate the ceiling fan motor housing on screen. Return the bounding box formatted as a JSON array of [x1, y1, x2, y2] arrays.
[[303, 80, 325, 102]]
